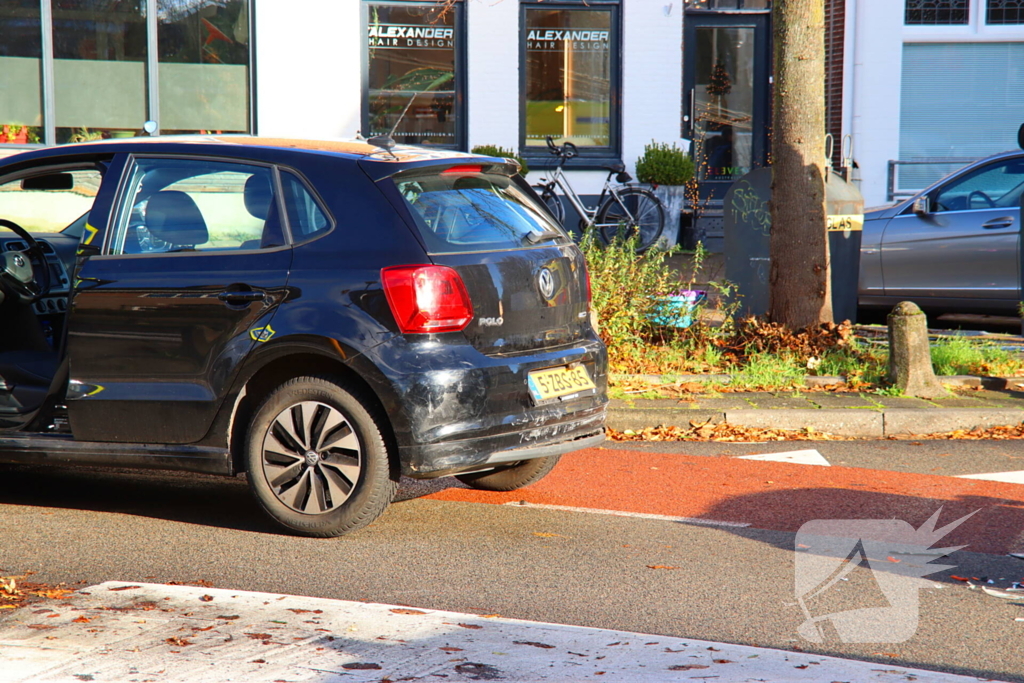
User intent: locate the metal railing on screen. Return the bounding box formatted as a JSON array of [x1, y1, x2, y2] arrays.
[[887, 157, 977, 202]]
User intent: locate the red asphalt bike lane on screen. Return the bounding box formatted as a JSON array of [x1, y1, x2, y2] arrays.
[[425, 447, 1024, 556]]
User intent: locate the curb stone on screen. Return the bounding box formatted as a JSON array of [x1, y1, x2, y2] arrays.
[[607, 406, 1024, 438], [610, 373, 1024, 390]]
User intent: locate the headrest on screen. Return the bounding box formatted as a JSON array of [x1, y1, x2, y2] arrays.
[[145, 191, 209, 247], [244, 174, 273, 219]]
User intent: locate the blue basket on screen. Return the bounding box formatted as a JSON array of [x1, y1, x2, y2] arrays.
[[649, 290, 707, 328]]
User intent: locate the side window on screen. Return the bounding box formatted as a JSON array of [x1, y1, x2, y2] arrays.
[[281, 171, 331, 241], [0, 169, 102, 234], [111, 158, 283, 255], [933, 160, 1024, 213]]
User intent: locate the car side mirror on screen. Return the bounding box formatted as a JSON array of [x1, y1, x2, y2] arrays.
[[912, 195, 932, 216]]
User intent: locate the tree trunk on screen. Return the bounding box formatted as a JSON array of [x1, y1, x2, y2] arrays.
[[768, 0, 832, 328]]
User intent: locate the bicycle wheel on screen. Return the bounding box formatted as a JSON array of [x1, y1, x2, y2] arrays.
[[533, 184, 565, 226], [596, 187, 665, 252]]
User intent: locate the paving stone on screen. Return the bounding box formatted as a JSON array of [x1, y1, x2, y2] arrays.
[[606, 408, 723, 431], [870, 396, 939, 409], [741, 396, 819, 409], [608, 398, 687, 410], [930, 397, 1018, 409], [685, 396, 758, 410], [723, 409, 883, 437], [806, 394, 881, 409], [883, 409, 1024, 436]]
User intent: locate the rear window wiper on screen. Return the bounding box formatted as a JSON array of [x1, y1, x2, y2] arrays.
[[523, 230, 562, 245]]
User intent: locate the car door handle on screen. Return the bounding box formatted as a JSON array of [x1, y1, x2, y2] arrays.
[[982, 217, 1015, 229], [217, 290, 265, 303]]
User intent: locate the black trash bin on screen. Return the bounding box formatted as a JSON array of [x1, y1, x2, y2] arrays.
[[825, 171, 864, 325]]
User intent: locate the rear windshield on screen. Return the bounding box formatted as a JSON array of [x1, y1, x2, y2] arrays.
[[393, 169, 568, 253]]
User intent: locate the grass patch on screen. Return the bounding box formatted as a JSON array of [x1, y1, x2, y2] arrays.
[[930, 336, 1024, 376], [729, 351, 806, 390]]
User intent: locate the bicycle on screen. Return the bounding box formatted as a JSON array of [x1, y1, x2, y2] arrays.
[[531, 137, 665, 252]]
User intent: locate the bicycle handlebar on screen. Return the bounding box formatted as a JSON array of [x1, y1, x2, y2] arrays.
[[545, 136, 578, 162]]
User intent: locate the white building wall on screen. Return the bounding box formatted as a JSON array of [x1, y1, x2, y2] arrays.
[[849, 0, 904, 208], [466, 0, 519, 152], [254, 0, 361, 139]]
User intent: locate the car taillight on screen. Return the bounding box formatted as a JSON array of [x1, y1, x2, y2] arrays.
[[381, 265, 474, 334]]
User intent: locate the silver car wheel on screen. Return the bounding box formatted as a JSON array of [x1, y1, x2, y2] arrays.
[[261, 400, 362, 514]]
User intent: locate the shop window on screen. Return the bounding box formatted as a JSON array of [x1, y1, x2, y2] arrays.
[[0, 1, 43, 144], [522, 3, 619, 158], [905, 0, 970, 24], [157, 0, 251, 135], [988, 0, 1024, 23], [684, 0, 769, 8], [364, 1, 464, 149], [52, 0, 149, 142], [0, 0, 252, 147]]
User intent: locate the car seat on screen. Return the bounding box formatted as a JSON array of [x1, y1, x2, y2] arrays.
[[240, 174, 285, 249], [145, 191, 209, 249]]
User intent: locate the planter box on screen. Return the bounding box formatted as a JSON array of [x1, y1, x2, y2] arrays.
[[650, 184, 687, 251]]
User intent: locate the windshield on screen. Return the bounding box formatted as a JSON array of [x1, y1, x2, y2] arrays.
[[393, 169, 568, 254]]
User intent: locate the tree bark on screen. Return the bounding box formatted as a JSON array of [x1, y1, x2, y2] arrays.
[[769, 0, 832, 328]]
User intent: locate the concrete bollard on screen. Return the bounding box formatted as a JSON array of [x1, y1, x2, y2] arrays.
[[887, 301, 947, 398]]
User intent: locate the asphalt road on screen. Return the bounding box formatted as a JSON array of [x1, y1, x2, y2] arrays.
[[2, 439, 1023, 681]]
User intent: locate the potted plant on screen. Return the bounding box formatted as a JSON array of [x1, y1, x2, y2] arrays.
[[635, 140, 695, 249], [470, 144, 529, 176]]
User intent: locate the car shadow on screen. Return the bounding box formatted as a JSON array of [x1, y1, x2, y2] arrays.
[[0, 462, 471, 534]]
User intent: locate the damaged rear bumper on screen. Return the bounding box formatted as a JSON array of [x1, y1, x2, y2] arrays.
[[400, 404, 606, 478]]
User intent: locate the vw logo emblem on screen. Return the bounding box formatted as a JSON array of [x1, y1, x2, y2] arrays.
[[12, 254, 25, 268], [537, 267, 555, 299]]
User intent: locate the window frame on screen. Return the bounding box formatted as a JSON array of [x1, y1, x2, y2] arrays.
[[519, 0, 623, 167], [904, 0, 971, 25], [360, 0, 468, 151], [986, 0, 1024, 24]]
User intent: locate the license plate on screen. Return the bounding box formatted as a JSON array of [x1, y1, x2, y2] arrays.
[[528, 364, 596, 403]]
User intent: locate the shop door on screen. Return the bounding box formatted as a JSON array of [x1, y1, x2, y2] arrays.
[[683, 13, 771, 202]]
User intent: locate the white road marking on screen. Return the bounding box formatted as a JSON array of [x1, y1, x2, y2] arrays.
[[956, 470, 1024, 484], [738, 449, 831, 466], [504, 501, 751, 527], [0, 582, 996, 683]]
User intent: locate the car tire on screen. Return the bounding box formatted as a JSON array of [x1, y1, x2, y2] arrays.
[[245, 376, 398, 537], [454, 455, 561, 491]]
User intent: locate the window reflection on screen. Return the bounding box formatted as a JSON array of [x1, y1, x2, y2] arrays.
[[158, 0, 251, 134], [0, 1, 43, 144], [52, 0, 148, 143], [524, 8, 613, 150], [366, 3, 460, 147]]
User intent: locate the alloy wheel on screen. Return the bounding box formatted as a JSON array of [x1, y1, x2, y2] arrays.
[[261, 401, 362, 514]]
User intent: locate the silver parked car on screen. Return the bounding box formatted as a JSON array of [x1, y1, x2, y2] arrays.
[[860, 150, 1024, 316]]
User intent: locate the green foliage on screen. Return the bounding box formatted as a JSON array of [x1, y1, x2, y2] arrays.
[[930, 335, 1022, 377], [470, 145, 530, 176], [729, 351, 805, 390], [635, 140, 695, 186], [579, 230, 680, 351]]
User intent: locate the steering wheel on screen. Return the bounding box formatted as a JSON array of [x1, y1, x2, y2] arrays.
[[0, 219, 51, 304], [968, 190, 996, 209]]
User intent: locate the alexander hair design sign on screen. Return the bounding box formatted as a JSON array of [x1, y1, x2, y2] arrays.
[[526, 27, 610, 52], [368, 24, 454, 49]]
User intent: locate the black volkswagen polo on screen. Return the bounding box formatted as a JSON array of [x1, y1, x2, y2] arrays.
[[0, 137, 607, 536]]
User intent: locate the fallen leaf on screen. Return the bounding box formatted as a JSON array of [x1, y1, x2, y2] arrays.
[[456, 623, 482, 630], [26, 624, 57, 630], [887, 556, 901, 564], [669, 665, 709, 671], [245, 633, 271, 640], [532, 532, 563, 538], [440, 647, 463, 652], [713, 659, 733, 664], [646, 565, 680, 570], [165, 637, 191, 647], [514, 641, 555, 649], [199, 595, 214, 602], [108, 586, 141, 592], [287, 608, 323, 614], [72, 616, 91, 624], [389, 608, 426, 615]]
